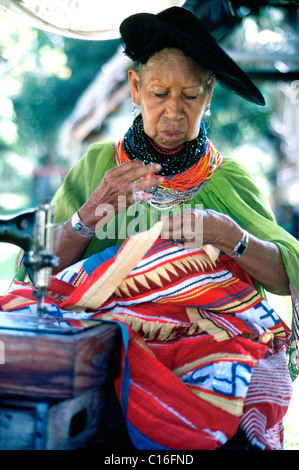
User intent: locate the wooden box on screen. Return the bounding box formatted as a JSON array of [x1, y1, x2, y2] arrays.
[[0, 312, 121, 399], [0, 386, 109, 450]]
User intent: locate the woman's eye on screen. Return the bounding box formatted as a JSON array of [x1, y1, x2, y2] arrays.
[[184, 95, 197, 100], [155, 93, 168, 98], [154, 92, 197, 99]]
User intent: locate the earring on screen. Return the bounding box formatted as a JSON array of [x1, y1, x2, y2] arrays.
[[205, 105, 211, 117], [131, 104, 137, 116]]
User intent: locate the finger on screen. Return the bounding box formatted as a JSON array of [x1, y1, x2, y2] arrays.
[[103, 161, 160, 192], [161, 215, 177, 240], [131, 189, 153, 204], [161, 213, 183, 233], [120, 161, 162, 181], [161, 211, 203, 245], [132, 174, 164, 192]]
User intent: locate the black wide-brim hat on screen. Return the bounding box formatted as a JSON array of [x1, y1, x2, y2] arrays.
[[120, 6, 265, 106]]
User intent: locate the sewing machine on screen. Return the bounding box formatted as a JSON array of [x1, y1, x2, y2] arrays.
[[0, 202, 59, 314], [0, 204, 121, 450]]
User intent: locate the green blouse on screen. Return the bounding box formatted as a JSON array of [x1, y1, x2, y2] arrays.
[[51, 141, 299, 302]]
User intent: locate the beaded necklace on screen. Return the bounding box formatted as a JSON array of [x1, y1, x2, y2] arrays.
[[115, 114, 222, 194], [122, 114, 207, 177]]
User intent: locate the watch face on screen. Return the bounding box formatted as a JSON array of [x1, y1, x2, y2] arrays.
[[237, 242, 247, 256], [74, 222, 82, 231], [72, 212, 94, 237]]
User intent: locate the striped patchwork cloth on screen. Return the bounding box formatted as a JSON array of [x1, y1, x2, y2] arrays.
[[0, 223, 292, 449]]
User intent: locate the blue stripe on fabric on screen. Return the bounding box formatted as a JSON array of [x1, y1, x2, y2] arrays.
[[82, 245, 120, 275], [242, 319, 259, 335], [144, 240, 174, 257], [95, 318, 131, 416], [99, 319, 171, 450], [60, 271, 78, 283], [151, 271, 232, 303], [138, 247, 186, 270], [126, 420, 172, 450], [116, 321, 131, 416], [197, 285, 255, 309]]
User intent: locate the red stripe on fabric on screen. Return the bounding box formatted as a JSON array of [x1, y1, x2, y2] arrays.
[[115, 331, 241, 449]]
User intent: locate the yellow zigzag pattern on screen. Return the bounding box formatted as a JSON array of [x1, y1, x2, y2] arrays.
[[99, 312, 204, 342], [114, 252, 216, 298]]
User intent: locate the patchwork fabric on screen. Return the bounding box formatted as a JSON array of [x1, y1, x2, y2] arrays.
[[0, 224, 292, 450]]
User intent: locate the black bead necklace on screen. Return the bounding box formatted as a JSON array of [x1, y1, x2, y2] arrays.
[[123, 114, 207, 176]]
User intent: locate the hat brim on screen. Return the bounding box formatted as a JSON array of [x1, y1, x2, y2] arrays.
[[120, 7, 265, 106]]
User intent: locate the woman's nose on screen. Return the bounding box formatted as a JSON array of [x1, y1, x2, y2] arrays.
[[164, 96, 183, 120]]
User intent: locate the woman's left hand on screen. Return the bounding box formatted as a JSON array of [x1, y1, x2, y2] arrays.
[[161, 209, 204, 248], [161, 208, 290, 296]]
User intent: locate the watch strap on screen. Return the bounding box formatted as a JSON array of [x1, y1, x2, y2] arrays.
[[227, 231, 249, 258], [71, 211, 95, 238]]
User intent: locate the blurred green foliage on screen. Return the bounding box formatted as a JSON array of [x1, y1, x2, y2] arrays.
[[208, 82, 270, 155], [13, 36, 120, 162], [0, 18, 120, 161], [0, 15, 120, 212]]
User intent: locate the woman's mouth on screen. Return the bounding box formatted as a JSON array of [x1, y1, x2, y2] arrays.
[[161, 131, 183, 143]]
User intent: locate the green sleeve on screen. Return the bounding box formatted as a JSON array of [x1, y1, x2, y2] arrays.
[[51, 141, 121, 259], [14, 142, 117, 281], [52, 141, 116, 224]]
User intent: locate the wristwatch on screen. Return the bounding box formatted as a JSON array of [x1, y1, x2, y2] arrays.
[[71, 211, 95, 238], [227, 231, 249, 258]]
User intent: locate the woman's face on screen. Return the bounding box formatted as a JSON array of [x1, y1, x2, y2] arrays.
[[128, 48, 214, 149]]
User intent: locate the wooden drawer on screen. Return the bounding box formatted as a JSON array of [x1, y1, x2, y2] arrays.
[[0, 313, 121, 399]]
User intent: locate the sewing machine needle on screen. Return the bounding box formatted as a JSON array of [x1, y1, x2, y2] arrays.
[[36, 287, 46, 317]]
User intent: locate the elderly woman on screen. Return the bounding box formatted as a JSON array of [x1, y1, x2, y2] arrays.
[[52, 9, 293, 297], [11, 7, 299, 450]]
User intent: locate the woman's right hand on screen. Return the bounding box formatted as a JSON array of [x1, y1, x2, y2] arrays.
[[52, 161, 163, 273], [78, 161, 164, 231]]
